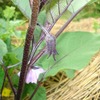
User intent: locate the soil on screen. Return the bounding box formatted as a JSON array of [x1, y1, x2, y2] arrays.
[[51, 18, 100, 34], [17, 18, 100, 34]]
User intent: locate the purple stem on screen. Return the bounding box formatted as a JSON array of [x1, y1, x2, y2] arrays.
[[16, 0, 40, 100], [1, 64, 16, 96], [49, 0, 73, 30]]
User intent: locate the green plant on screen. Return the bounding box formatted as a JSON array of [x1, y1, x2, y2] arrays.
[[0, 6, 26, 97], [74, 0, 100, 20], [93, 21, 100, 33], [1, 0, 100, 100], [0, 0, 24, 19]]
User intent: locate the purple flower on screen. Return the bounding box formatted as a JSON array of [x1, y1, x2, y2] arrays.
[[45, 34, 58, 60], [18, 66, 45, 84], [37, 22, 58, 60]]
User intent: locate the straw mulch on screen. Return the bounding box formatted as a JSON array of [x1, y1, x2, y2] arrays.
[[43, 52, 100, 100]]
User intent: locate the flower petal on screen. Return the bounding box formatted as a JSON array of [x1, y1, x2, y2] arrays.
[[17, 67, 45, 84]]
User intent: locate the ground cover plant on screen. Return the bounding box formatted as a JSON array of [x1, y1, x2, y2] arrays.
[[0, 0, 100, 100]]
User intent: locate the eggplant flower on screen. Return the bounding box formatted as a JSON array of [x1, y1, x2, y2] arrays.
[[45, 34, 58, 60], [18, 66, 45, 84], [37, 22, 58, 60]]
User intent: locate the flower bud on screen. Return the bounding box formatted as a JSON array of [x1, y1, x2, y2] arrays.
[[45, 34, 58, 60]]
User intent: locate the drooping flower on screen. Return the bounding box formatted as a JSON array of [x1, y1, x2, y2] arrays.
[[18, 66, 45, 84], [37, 22, 58, 60], [45, 34, 58, 60]]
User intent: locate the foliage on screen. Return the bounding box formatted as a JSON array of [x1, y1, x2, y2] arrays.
[[76, 0, 100, 19], [0, 67, 4, 89], [3, 6, 15, 20], [0, 0, 24, 19], [93, 21, 100, 33], [37, 32, 100, 77], [0, 6, 25, 93], [11, 0, 90, 23], [0, 6, 25, 63], [22, 84, 46, 100], [0, 0, 100, 100], [0, 39, 8, 59]]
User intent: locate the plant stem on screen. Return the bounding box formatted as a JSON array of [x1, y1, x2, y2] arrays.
[[29, 34, 45, 63], [7, 62, 21, 69], [49, 0, 73, 30], [55, 6, 85, 37], [0, 74, 6, 100], [29, 48, 45, 67], [16, 27, 33, 100], [1, 64, 16, 96], [16, 0, 40, 100], [29, 80, 43, 100]]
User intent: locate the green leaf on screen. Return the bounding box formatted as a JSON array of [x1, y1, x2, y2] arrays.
[[68, 0, 90, 13], [22, 84, 46, 100], [37, 10, 46, 25], [3, 6, 15, 20], [4, 38, 12, 52], [46, 0, 90, 23], [12, 47, 24, 61], [38, 32, 100, 77], [0, 39, 8, 59], [46, 0, 59, 11], [65, 69, 75, 79], [0, 19, 7, 34], [11, 74, 19, 88], [4, 52, 19, 66], [12, 0, 31, 19], [9, 20, 25, 28], [0, 67, 5, 90], [89, 0, 98, 4]]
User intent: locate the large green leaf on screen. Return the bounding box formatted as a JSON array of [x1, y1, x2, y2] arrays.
[[0, 39, 8, 59], [12, 0, 31, 19], [68, 0, 90, 13], [37, 32, 100, 77], [65, 69, 75, 79], [46, 0, 90, 23], [22, 84, 46, 100]]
